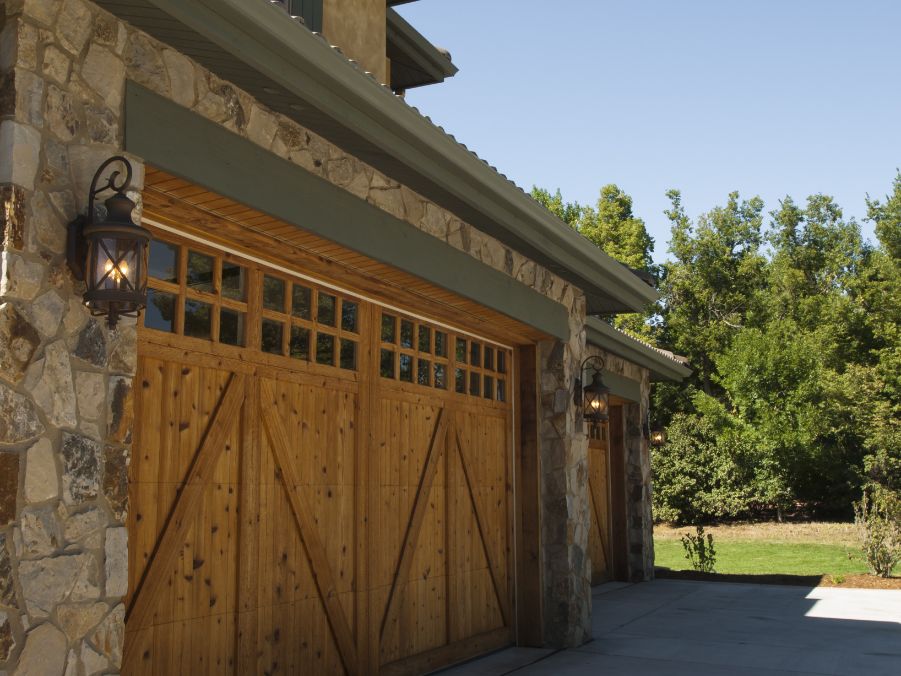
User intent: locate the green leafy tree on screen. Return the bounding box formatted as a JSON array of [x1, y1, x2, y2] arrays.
[[531, 184, 657, 340], [530, 187, 584, 227], [659, 190, 768, 396]]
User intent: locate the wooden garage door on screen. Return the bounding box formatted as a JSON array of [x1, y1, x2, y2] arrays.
[[124, 230, 515, 675], [587, 436, 611, 585]]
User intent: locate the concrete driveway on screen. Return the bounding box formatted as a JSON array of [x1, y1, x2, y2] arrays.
[[441, 579, 901, 675]]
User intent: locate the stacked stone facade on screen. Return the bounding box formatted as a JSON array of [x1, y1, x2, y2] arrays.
[[0, 0, 669, 671], [584, 344, 655, 581]]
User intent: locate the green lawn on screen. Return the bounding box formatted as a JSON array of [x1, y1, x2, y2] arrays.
[[654, 538, 868, 577]]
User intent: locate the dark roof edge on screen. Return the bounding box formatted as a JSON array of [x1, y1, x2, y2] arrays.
[[585, 317, 692, 383], [144, 0, 658, 314], [387, 8, 458, 86]]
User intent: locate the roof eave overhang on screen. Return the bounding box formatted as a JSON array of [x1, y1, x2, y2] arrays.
[[585, 317, 692, 383], [387, 8, 458, 89], [97, 0, 659, 313]]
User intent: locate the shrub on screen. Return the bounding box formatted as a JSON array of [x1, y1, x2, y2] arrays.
[[854, 486, 901, 578], [651, 412, 780, 524], [681, 525, 717, 573]]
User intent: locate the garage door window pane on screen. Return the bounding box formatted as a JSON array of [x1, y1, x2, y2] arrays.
[[184, 299, 212, 340], [292, 284, 312, 319], [380, 349, 395, 378], [145, 289, 176, 332], [290, 326, 310, 360], [417, 359, 430, 386], [187, 251, 214, 293], [418, 326, 431, 353], [455, 338, 467, 364], [341, 301, 358, 333], [470, 342, 481, 368], [399, 354, 413, 382], [497, 379, 506, 402], [497, 351, 506, 374], [148, 241, 179, 283], [484, 347, 494, 370], [316, 333, 335, 365], [219, 309, 244, 346], [434, 363, 447, 389], [484, 375, 494, 400], [400, 320, 414, 348], [340, 339, 357, 370], [318, 293, 336, 326], [469, 371, 480, 396], [381, 314, 396, 343], [435, 331, 447, 357], [455, 368, 466, 394], [261, 319, 284, 354], [263, 275, 286, 312], [221, 261, 245, 300]]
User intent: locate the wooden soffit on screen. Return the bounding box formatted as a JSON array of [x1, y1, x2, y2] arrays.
[[143, 166, 550, 346], [126, 83, 568, 342]]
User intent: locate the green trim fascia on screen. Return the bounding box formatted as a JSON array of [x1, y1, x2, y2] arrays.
[[586, 317, 692, 383], [97, 0, 658, 314], [124, 83, 569, 341], [387, 8, 457, 86], [602, 370, 642, 403]]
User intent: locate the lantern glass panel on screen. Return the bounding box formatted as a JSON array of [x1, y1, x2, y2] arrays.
[[92, 237, 138, 293]]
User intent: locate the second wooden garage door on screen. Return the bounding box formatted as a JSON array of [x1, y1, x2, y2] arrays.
[[124, 229, 515, 675]]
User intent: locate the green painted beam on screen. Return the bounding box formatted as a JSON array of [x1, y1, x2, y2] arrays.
[[124, 82, 570, 340], [602, 370, 642, 403]]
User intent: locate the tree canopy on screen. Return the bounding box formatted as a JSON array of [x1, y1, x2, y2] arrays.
[[532, 172, 901, 523]]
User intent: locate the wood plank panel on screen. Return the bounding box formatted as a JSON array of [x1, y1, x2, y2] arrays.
[[588, 437, 611, 585]]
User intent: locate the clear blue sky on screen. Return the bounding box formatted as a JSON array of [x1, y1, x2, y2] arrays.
[[396, 0, 900, 263]]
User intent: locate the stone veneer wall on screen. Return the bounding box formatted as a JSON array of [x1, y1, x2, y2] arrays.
[[0, 0, 593, 670], [584, 344, 654, 581]]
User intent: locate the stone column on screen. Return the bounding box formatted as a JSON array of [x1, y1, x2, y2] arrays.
[[0, 1, 139, 672], [537, 295, 591, 647], [625, 384, 654, 581]]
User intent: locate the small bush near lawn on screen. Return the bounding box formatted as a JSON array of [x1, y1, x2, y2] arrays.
[[854, 486, 901, 578], [681, 525, 716, 573]]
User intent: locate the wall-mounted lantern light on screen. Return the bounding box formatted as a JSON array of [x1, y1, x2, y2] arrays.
[[67, 156, 150, 329], [575, 355, 611, 438], [650, 428, 667, 447]]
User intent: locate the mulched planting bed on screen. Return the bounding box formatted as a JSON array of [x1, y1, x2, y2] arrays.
[[656, 567, 901, 589]]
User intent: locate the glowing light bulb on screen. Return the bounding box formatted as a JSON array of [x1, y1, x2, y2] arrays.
[[103, 259, 128, 283]]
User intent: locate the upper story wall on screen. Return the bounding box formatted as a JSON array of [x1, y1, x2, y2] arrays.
[[322, 0, 388, 84]]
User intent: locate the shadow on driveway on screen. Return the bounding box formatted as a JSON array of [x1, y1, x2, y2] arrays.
[[439, 579, 901, 675]]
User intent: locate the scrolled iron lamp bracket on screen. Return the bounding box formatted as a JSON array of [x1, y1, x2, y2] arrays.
[[67, 156, 151, 329]]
